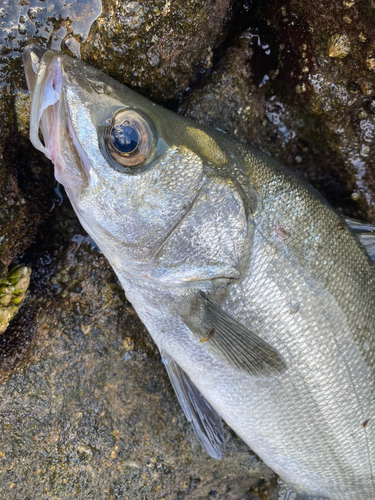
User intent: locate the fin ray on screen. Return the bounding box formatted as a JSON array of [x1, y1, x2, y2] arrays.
[[186, 292, 287, 376], [344, 217, 375, 232], [161, 351, 224, 459], [344, 217, 375, 260]]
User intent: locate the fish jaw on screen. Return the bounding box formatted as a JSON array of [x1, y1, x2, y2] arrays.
[[23, 45, 90, 190]]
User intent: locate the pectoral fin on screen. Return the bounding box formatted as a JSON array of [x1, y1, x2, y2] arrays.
[[184, 292, 287, 377], [344, 217, 375, 260], [161, 351, 224, 459]]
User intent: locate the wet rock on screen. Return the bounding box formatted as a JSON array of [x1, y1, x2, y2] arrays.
[[0, 89, 50, 283], [0, 91, 56, 288], [0, 0, 60, 325], [1, 0, 232, 102], [0, 0, 58, 285], [182, 0, 375, 220], [2, 0, 233, 100], [281, 0, 375, 214], [180, 35, 357, 216], [181, 40, 266, 145], [81, 0, 233, 100]]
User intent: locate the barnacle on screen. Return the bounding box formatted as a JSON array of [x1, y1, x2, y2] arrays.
[[366, 57, 375, 71], [328, 34, 351, 58]]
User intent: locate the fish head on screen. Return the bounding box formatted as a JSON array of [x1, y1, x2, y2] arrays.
[[24, 45, 250, 283]]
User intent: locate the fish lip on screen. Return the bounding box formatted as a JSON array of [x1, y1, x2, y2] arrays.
[[23, 44, 48, 96], [24, 45, 91, 187], [24, 46, 63, 160]]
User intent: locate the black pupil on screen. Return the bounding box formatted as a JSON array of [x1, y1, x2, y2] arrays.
[[110, 124, 139, 154]]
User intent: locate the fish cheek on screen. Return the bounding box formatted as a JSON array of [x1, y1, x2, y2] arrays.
[[148, 175, 252, 283]]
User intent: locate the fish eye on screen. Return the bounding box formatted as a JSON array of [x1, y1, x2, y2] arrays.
[[104, 109, 152, 167]]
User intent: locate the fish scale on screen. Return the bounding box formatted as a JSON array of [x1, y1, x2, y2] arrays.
[[224, 237, 375, 495], [222, 159, 375, 495]]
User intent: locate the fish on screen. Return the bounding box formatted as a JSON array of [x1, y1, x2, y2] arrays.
[[23, 44, 375, 500]]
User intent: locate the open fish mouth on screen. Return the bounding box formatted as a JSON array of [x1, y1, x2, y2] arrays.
[[24, 45, 62, 161], [23, 45, 90, 188]]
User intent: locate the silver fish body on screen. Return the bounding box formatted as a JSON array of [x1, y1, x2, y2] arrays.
[[23, 45, 375, 499]]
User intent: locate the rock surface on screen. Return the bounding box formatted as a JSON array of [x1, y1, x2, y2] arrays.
[[81, 0, 233, 100], [182, 0, 375, 219]]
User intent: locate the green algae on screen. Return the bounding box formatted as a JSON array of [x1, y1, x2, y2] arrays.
[[0, 265, 31, 334]]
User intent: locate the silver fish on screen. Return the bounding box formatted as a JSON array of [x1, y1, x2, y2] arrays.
[[23, 45, 375, 500]]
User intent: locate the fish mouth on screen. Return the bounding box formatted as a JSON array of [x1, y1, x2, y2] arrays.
[[24, 45, 62, 161], [23, 44, 90, 188]]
